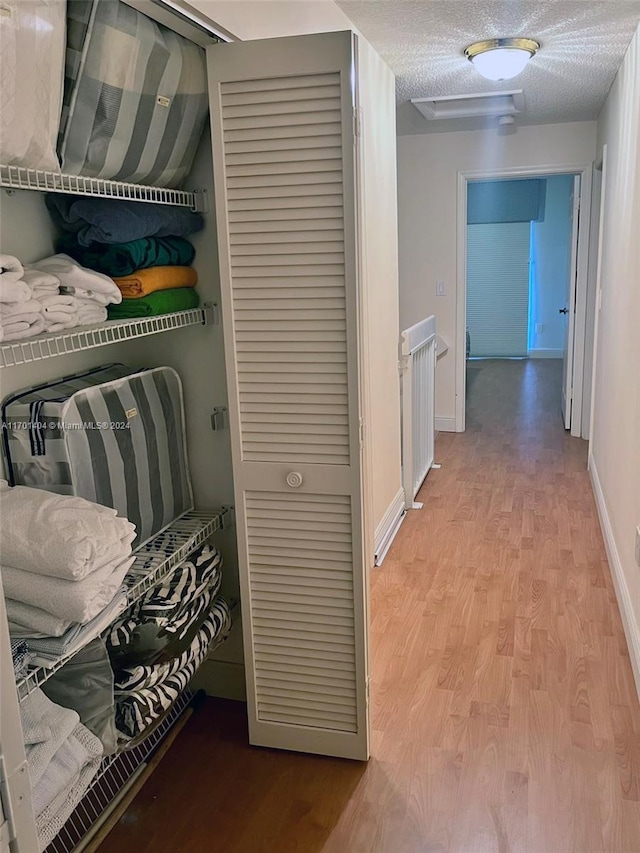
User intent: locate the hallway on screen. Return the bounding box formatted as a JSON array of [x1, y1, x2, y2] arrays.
[[98, 359, 640, 853]]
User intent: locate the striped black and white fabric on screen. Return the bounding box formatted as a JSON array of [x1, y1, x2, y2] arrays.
[[1, 364, 193, 549], [59, 0, 211, 188], [107, 543, 223, 666], [115, 598, 231, 741], [114, 586, 225, 692]]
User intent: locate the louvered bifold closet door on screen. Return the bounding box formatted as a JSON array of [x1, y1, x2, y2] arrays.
[[207, 31, 369, 760]]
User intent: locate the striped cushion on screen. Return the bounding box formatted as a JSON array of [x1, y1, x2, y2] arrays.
[[1, 364, 193, 549], [107, 543, 223, 666], [115, 598, 231, 741], [60, 0, 209, 188]]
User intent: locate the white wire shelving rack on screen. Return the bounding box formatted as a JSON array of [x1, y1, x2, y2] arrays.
[[15, 507, 233, 702], [46, 688, 198, 853], [0, 304, 216, 368], [0, 164, 206, 211]]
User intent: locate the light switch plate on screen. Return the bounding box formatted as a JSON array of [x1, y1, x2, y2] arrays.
[[436, 280, 445, 296]]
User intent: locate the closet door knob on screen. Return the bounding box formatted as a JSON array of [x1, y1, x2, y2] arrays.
[[286, 471, 303, 488]]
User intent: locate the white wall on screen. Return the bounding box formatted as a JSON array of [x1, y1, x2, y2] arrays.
[[397, 121, 597, 427], [530, 174, 575, 356], [589, 26, 640, 694], [188, 0, 354, 39], [356, 37, 403, 556]]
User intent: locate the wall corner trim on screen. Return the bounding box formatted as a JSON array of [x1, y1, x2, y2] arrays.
[[435, 416, 457, 433], [374, 487, 406, 566], [589, 453, 640, 701]]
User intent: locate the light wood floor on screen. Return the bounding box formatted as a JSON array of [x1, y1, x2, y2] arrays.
[[99, 359, 640, 853]]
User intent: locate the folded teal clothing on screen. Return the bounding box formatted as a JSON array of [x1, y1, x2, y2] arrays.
[[107, 287, 200, 319], [57, 234, 195, 277]]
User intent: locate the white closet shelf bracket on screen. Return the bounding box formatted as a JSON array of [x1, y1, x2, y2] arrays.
[[0, 164, 204, 210], [0, 305, 216, 368], [15, 508, 233, 702]]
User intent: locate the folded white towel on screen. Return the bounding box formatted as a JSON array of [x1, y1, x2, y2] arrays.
[[2, 555, 135, 624], [27, 591, 128, 668], [36, 723, 102, 850], [0, 314, 45, 342], [32, 728, 89, 817], [21, 689, 79, 782], [40, 296, 77, 315], [8, 600, 75, 638], [37, 294, 79, 332], [75, 297, 108, 326], [0, 485, 136, 580], [0, 298, 43, 318], [0, 254, 24, 283], [0, 278, 32, 303], [32, 254, 122, 305], [21, 268, 60, 295]]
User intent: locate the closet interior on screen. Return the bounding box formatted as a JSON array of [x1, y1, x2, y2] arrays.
[[0, 3, 401, 851]]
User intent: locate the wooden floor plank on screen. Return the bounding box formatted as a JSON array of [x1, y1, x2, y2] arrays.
[[98, 359, 640, 852]]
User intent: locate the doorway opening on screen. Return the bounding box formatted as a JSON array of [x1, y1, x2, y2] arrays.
[[465, 174, 579, 429], [456, 164, 593, 437]]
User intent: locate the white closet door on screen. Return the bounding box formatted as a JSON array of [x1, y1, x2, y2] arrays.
[[207, 31, 369, 760]]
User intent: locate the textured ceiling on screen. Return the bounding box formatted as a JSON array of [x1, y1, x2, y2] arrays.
[[337, 0, 640, 134]]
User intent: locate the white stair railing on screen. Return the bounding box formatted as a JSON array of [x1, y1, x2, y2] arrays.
[[400, 315, 436, 509]]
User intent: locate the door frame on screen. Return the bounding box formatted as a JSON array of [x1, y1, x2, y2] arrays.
[[455, 163, 593, 435], [587, 145, 608, 446]]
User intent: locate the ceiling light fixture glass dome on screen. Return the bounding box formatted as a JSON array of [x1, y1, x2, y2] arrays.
[[464, 38, 540, 81]]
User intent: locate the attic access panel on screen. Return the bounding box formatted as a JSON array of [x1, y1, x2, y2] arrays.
[[411, 90, 524, 120]]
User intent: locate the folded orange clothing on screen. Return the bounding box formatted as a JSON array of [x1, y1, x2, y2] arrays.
[[113, 266, 198, 298]]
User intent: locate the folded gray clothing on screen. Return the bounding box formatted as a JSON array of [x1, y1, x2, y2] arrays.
[[8, 600, 77, 639], [32, 723, 102, 817], [2, 556, 134, 624], [36, 723, 102, 851], [11, 638, 32, 677], [25, 590, 127, 666], [45, 194, 204, 246], [0, 484, 136, 580], [44, 637, 118, 756], [20, 690, 79, 783]]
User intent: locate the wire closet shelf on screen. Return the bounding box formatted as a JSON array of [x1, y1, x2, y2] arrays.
[[15, 508, 233, 702], [0, 164, 205, 210], [0, 305, 216, 368]]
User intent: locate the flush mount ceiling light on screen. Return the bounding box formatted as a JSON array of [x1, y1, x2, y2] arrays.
[[464, 38, 540, 81]]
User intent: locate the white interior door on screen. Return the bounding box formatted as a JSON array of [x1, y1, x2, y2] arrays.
[[207, 31, 369, 760], [562, 175, 581, 428]]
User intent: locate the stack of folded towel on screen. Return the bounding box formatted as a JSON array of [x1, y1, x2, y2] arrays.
[[1, 481, 136, 668], [31, 253, 123, 327], [46, 194, 203, 320], [20, 688, 103, 850], [0, 255, 45, 341], [0, 253, 124, 340]]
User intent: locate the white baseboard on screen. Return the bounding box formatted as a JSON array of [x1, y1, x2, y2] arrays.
[[435, 416, 456, 432], [528, 348, 563, 359], [374, 487, 406, 566], [589, 454, 640, 701]]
